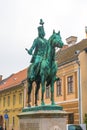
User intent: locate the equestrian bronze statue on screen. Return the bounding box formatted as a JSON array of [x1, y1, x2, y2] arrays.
[[25, 19, 64, 106]]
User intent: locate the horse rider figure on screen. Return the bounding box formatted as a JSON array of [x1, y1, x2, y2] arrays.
[[26, 19, 48, 80]]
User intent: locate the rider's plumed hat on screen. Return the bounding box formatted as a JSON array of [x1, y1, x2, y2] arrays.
[[37, 19, 45, 33]]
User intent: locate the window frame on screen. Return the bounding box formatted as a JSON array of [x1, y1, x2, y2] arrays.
[[67, 75, 73, 94], [19, 93, 22, 104], [56, 79, 62, 96], [46, 85, 50, 99], [8, 96, 10, 106], [13, 94, 16, 106], [3, 97, 6, 107]]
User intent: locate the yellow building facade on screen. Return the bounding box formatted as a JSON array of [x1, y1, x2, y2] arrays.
[[0, 70, 27, 130], [79, 50, 87, 123]]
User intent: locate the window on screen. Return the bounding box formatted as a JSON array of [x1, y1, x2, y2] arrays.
[[19, 93, 22, 104], [13, 117, 15, 126], [56, 79, 62, 96], [68, 113, 74, 124], [3, 97, 6, 107], [0, 115, 3, 127], [13, 95, 16, 105], [35, 87, 39, 100], [8, 96, 10, 106], [0, 98, 1, 107], [67, 76, 73, 93], [37, 93, 39, 100], [46, 85, 50, 98]]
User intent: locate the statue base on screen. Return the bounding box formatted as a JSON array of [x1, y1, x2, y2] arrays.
[[18, 105, 67, 130]]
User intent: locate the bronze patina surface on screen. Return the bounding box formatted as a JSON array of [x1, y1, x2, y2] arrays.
[[26, 19, 64, 106]]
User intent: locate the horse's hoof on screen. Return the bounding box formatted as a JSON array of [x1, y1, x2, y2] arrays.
[[35, 104, 38, 106], [41, 101, 45, 106], [51, 102, 56, 105]]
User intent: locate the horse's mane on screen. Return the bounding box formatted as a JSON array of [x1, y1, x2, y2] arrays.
[[48, 33, 54, 44]]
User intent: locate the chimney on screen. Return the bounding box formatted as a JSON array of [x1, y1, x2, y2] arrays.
[[85, 26, 87, 38], [61, 45, 68, 50], [0, 75, 2, 81], [66, 36, 77, 46]]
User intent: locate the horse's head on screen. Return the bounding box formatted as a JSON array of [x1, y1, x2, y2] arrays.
[[49, 30, 64, 48]]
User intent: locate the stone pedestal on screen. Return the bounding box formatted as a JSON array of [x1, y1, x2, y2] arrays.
[[18, 105, 67, 130]]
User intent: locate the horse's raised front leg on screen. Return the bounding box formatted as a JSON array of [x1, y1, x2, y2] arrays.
[[27, 79, 33, 107], [41, 77, 45, 105], [35, 80, 40, 106]]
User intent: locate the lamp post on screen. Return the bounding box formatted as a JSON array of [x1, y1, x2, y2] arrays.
[[5, 120, 6, 130], [4, 109, 8, 130]]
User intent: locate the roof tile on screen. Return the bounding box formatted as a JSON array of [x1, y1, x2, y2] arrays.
[[56, 39, 87, 66], [0, 68, 27, 91]]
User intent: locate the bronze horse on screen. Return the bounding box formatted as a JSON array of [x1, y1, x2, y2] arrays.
[[26, 31, 64, 106]]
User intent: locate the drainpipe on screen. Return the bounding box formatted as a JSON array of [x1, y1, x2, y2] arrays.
[[77, 60, 82, 124], [75, 50, 82, 124]]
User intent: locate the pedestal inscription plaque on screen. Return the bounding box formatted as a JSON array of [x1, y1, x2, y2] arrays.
[[20, 122, 39, 130]]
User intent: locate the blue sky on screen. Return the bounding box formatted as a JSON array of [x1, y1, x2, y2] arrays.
[[0, 0, 87, 79]]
